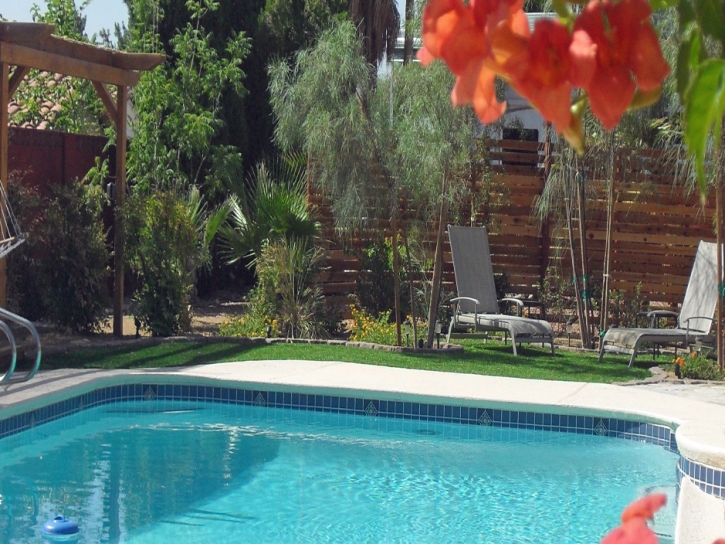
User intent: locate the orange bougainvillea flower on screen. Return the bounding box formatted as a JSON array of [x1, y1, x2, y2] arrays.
[[417, 0, 529, 123], [505, 19, 596, 133], [620, 493, 667, 523], [600, 494, 666, 544], [574, 0, 670, 130], [418, 0, 488, 74], [600, 517, 659, 544]]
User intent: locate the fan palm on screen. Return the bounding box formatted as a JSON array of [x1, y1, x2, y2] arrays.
[[348, 0, 400, 69], [220, 155, 320, 266]]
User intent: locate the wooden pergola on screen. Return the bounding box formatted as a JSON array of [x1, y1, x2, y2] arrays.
[[0, 21, 165, 337]]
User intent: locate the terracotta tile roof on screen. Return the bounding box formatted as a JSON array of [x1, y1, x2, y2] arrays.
[[8, 72, 67, 129]]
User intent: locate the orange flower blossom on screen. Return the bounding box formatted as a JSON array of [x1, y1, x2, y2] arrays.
[[417, 0, 529, 123], [573, 0, 670, 130], [503, 18, 596, 148], [600, 493, 666, 544], [419, 0, 670, 148]]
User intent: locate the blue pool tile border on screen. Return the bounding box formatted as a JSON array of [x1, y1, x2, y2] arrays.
[[1, 381, 720, 499], [677, 457, 725, 499]]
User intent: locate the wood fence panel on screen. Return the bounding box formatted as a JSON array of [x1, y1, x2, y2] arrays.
[[312, 141, 717, 321]]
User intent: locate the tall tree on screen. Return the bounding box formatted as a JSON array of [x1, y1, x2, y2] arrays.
[[348, 0, 400, 70], [270, 21, 478, 345], [126, 0, 250, 202], [127, 0, 346, 178]]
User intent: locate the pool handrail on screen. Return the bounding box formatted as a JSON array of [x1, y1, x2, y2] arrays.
[[0, 307, 41, 383], [0, 319, 17, 382]]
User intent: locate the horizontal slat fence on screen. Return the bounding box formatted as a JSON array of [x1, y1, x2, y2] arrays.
[[311, 139, 716, 321]]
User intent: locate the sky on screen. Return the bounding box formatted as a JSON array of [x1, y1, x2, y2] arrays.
[[0, 0, 129, 38], [1, 1, 407, 38]]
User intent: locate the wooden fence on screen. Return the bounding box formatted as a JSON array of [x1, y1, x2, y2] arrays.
[[312, 139, 716, 319]]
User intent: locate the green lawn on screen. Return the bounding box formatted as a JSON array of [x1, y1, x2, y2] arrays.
[[42, 339, 658, 384]]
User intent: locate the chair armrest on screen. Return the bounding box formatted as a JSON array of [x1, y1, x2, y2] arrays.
[[646, 310, 679, 318], [450, 296, 480, 306], [683, 316, 715, 334]]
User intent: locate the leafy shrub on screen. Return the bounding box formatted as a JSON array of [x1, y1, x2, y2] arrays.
[[125, 187, 219, 336], [608, 283, 645, 328], [539, 266, 574, 334], [219, 239, 328, 339], [7, 179, 109, 332], [674, 352, 723, 381], [355, 237, 396, 317], [256, 239, 326, 339], [218, 285, 280, 338]]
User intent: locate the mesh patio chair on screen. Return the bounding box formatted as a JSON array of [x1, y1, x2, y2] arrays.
[[446, 225, 555, 355], [598, 240, 718, 367]]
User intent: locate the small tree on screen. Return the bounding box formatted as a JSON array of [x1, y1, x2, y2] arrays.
[[125, 186, 225, 336]]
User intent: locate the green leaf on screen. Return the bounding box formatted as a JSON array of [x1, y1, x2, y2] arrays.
[[692, 0, 725, 43], [648, 0, 678, 10], [676, 28, 702, 99], [683, 59, 725, 195]]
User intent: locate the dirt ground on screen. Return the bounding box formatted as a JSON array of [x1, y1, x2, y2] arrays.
[[34, 290, 247, 354]]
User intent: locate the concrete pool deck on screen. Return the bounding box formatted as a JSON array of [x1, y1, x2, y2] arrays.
[[2, 360, 725, 543]]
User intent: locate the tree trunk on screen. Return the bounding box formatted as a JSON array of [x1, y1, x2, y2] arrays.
[[401, 223, 418, 348], [403, 0, 414, 63], [427, 173, 449, 348], [392, 211, 402, 346]]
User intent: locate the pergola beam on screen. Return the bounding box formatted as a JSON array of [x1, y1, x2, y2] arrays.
[[0, 42, 140, 87]]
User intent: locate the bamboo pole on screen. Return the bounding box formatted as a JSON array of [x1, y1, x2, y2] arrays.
[[577, 167, 593, 348], [565, 170, 587, 348], [600, 133, 616, 339]]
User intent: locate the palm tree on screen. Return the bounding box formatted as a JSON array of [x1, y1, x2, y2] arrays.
[[219, 155, 320, 266], [347, 0, 400, 70]]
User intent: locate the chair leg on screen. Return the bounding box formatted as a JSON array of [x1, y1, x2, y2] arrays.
[[446, 319, 454, 344]]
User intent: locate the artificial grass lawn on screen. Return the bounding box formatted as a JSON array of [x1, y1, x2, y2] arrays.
[[42, 339, 654, 384]]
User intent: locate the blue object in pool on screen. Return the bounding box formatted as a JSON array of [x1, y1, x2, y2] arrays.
[[41, 516, 79, 542]]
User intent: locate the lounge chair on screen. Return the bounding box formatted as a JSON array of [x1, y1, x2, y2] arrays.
[[598, 240, 718, 367], [446, 225, 555, 355]]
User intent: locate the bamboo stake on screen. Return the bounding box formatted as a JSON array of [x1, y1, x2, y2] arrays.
[[577, 166, 593, 348], [600, 134, 616, 337], [565, 170, 587, 348]]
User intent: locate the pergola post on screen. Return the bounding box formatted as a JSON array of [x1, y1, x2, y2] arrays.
[[113, 85, 128, 336]]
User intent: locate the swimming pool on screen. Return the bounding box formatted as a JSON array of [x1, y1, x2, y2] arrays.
[[0, 385, 679, 543]]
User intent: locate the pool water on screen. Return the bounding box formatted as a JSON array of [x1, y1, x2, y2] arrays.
[[0, 400, 677, 543]]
